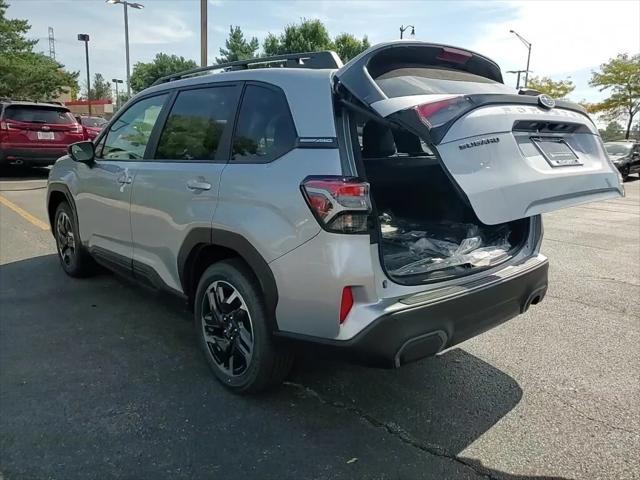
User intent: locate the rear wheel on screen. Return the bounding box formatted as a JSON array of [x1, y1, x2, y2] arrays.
[[194, 259, 293, 393], [54, 202, 94, 277]]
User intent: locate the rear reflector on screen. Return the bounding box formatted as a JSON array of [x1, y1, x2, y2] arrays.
[[301, 176, 371, 233], [339, 286, 354, 324], [414, 95, 473, 129]]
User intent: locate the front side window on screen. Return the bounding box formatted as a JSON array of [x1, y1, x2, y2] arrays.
[[232, 85, 297, 163], [100, 94, 167, 160], [155, 86, 239, 161]]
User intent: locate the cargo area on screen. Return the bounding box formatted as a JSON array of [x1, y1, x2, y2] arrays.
[[356, 118, 529, 284]]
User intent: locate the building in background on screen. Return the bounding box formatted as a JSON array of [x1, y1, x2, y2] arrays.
[[64, 99, 114, 119]]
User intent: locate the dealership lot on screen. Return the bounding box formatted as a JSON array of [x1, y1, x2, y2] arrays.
[[0, 168, 638, 480]]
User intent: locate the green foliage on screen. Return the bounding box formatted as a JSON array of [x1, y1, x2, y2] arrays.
[[598, 121, 624, 142], [526, 76, 575, 99], [589, 53, 640, 139], [84, 73, 112, 100], [0, 0, 78, 101], [263, 19, 333, 56], [216, 25, 259, 64], [333, 33, 370, 62], [130, 53, 197, 93], [156, 115, 222, 159]]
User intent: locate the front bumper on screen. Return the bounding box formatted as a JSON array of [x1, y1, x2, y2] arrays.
[[278, 258, 548, 368]]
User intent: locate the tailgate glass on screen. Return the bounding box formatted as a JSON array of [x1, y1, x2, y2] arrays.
[[375, 67, 514, 98], [4, 106, 75, 125]]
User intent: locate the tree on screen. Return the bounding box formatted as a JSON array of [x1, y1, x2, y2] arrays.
[[598, 121, 624, 142], [263, 19, 333, 56], [589, 53, 640, 140], [0, 0, 78, 101], [130, 53, 197, 93], [333, 33, 370, 62], [84, 73, 112, 100], [216, 25, 259, 64], [526, 76, 575, 99]]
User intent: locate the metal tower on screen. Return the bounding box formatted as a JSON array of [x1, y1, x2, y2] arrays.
[[48, 27, 56, 60]]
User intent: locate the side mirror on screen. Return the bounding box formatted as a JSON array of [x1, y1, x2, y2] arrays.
[[68, 141, 95, 164]]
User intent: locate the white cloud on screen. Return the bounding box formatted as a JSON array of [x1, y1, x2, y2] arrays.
[[130, 16, 194, 45], [471, 0, 640, 77]]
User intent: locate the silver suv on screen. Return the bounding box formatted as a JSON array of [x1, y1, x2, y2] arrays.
[[47, 42, 623, 393]]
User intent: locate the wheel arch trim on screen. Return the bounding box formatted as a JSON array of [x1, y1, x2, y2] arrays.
[[178, 228, 279, 330]]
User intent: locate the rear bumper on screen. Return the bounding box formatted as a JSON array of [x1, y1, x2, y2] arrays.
[[277, 258, 548, 368], [0, 146, 66, 165]]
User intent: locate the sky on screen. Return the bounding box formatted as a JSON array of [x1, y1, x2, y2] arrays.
[[7, 0, 640, 110]]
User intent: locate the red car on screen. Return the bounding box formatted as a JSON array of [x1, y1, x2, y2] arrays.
[[76, 115, 108, 141], [0, 101, 84, 167]]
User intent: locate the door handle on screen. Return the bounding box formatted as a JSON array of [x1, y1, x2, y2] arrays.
[[186, 179, 212, 191], [117, 174, 132, 185]]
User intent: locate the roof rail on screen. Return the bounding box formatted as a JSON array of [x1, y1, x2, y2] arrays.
[[151, 51, 343, 86]]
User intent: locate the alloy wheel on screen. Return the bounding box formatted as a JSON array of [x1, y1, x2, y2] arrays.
[[56, 211, 76, 266], [201, 280, 254, 377]]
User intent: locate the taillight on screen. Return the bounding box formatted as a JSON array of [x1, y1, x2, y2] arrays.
[[414, 95, 474, 129], [339, 286, 354, 324], [0, 121, 6, 131], [70, 123, 83, 134], [301, 176, 371, 234]]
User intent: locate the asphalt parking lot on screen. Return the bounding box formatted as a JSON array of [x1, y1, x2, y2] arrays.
[[0, 167, 638, 480]]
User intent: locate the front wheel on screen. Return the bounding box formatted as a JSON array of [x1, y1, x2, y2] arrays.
[[194, 259, 293, 393], [53, 202, 95, 277], [620, 166, 630, 181]]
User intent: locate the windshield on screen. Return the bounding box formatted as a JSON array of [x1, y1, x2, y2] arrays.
[[81, 116, 107, 127], [375, 67, 515, 98], [4, 106, 75, 124], [604, 143, 632, 156]]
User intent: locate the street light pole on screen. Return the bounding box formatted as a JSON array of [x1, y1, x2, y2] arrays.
[[509, 29, 532, 87], [106, 1, 144, 97], [112, 79, 123, 110], [124, 1, 130, 96], [77, 34, 92, 116], [399, 25, 415, 39]]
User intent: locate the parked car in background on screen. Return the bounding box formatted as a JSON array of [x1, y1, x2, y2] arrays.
[[604, 141, 640, 181], [0, 101, 84, 167], [75, 115, 108, 141], [47, 41, 623, 393]]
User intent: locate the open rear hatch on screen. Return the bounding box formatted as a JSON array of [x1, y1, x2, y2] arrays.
[[335, 41, 624, 226]]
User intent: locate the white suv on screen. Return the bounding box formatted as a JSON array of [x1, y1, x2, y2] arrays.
[[46, 42, 623, 393]]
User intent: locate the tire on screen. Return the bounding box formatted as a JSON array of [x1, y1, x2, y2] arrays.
[[621, 166, 630, 182], [53, 202, 95, 277], [194, 259, 293, 394]]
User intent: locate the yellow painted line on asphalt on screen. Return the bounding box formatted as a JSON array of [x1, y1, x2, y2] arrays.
[[0, 194, 50, 231]]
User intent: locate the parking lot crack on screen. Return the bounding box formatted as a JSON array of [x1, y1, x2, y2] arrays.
[[544, 389, 639, 436], [284, 381, 498, 480]]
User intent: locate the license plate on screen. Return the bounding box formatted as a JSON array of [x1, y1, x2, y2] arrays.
[[37, 131, 55, 140], [532, 137, 582, 167]]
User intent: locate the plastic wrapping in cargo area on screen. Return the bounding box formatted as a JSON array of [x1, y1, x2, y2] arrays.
[[356, 118, 530, 285]]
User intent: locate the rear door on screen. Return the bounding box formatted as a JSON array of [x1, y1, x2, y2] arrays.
[[335, 41, 623, 225], [129, 83, 241, 293]]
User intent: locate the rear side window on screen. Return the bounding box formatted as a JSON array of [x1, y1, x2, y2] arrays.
[[4, 106, 75, 124], [375, 67, 514, 98], [155, 86, 239, 161], [231, 84, 297, 163]]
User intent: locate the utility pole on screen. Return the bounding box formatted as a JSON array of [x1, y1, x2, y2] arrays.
[[48, 27, 56, 60], [78, 34, 92, 115], [200, 0, 207, 67], [112, 79, 123, 110]]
